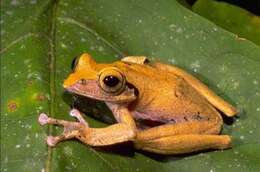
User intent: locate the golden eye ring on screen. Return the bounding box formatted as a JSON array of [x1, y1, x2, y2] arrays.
[[98, 67, 126, 95]]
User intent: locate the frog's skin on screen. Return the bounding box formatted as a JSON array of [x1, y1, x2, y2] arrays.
[[38, 53, 237, 154]]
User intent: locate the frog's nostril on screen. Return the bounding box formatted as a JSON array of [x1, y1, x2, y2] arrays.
[[79, 79, 87, 85]]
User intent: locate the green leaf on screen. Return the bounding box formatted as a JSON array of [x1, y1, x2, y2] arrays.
[[192, 0, 260, 46], [1, 0, 260, 171]]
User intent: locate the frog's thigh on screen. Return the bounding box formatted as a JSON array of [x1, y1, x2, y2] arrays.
[[134, 121, 230, 154], [134, 134, 231, 154], [136, 120, 222, 141]]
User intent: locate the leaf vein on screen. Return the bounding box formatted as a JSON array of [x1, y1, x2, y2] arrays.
[[57, 16, 124, 57], [0, 33, 40, 54]]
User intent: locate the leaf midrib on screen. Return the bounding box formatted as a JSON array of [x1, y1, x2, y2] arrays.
[[45, 0, 58, 171]]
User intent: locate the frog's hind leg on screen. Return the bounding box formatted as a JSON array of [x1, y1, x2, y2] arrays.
[[134, 121, 231, 154], [38, 109, 87, 147], [135, 134, 231, 154]]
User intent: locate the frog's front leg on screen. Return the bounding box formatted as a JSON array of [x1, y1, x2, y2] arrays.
[[134, 120, 231, 155], [38, 108, 136, 147]]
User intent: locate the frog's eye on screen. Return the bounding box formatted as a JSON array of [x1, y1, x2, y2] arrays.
[[103, 76, 120, 87], [99, 68, 126, 94], [71, 55, 80, 71]]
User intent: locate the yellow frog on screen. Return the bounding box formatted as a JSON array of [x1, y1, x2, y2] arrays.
[[39, 53, 237, 154]]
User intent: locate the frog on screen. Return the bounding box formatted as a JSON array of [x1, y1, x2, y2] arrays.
[[38, 53, 237, 154]]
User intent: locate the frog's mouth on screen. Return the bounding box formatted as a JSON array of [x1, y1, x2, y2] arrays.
[[65, 80, 137, 103]]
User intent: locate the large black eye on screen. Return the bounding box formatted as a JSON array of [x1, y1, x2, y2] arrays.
[[71, 55, 80, 71], [99, 67, 126, 94], [103, 76, 119, 87]]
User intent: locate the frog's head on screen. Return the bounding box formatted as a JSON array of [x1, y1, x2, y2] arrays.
[[63, 53, 136, 103]]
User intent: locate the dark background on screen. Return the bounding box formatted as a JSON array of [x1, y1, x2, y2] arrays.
[[186, 0, 260, 15]]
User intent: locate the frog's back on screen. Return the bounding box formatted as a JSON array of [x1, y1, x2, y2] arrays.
[[115, 61, 222, 125]]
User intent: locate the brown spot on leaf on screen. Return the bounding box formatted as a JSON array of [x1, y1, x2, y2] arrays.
[[36, 93, 45, 101], [7, 100, 19, 112]]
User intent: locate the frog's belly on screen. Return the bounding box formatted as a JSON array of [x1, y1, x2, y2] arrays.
[[132, 111, 191, 124], [132, 105, 214, 125]]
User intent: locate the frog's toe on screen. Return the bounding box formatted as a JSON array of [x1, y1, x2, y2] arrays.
[[69, 109, 81, 117], [46, 131, 80, 147], [46, 136, 59, 147], [39, 113, 49, 126], [69, 109, 89, 127]]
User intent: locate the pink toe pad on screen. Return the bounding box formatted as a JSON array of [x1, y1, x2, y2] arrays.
[[46, 136, 57, 147], [38, 113, 48, 125]]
